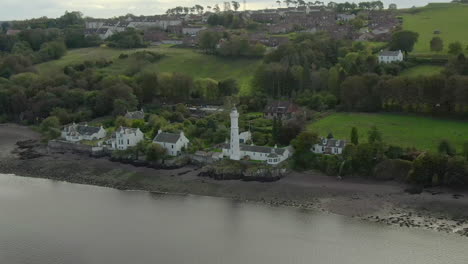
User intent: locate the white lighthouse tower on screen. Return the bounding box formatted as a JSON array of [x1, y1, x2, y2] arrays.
[[229, 107, 241, 160]]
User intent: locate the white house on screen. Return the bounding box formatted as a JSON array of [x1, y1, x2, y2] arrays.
[[378, 50, 403, 63], [153, 130, 190, 156], [312, 137, 347, 155], [61, 123, 107, 142], [222, 107, 291, 165], [182, 26, 206, 36], [110, 127, 144, 150]]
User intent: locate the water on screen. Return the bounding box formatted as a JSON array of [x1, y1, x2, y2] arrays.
[[0, 173, 466, 264]]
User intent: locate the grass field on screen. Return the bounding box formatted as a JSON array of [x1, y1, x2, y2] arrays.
[[36, 46, 261, 95], [402, 3, 468, 54], [401, 65, 444, 77], [308, 113, 468, 152]]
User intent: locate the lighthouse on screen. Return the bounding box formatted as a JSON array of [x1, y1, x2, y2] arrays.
[[229, 107, 241, 160]]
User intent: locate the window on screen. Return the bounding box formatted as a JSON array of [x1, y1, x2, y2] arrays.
[[127, 139, 130, 145]]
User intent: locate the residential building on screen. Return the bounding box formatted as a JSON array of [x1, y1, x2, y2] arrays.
[[61, 123, 106, 142], [312, 137, 347, 155], [264, 100, 301, 121], [182, 26, 206, 36], [153, 130, 190, 156], [378, 50, 403, 63], [110, 127, 144, 150]]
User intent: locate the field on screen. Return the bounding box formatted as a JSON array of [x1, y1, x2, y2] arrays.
[[401, 65, 444, 77], [35, 46, 261, 95], [402, 3, 468, 54], [308, 113, 468, 152]]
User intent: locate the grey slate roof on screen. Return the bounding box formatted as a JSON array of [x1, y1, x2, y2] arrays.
[[76, 126, 101, 136], [317, 138, 347, 148], [154, 132, 181, 144], [379, 50, 400, 57], [64, 124, 101, 136]]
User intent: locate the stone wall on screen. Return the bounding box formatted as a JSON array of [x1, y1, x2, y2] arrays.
[[48, 140, 103, 155]]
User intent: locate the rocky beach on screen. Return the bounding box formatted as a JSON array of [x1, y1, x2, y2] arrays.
[[1, 123, 467, 237]]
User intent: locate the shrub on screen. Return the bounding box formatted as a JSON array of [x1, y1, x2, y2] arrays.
[[373, 159, 412, 181]]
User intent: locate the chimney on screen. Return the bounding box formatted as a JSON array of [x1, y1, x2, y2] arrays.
[[158, 129, 162, 134]]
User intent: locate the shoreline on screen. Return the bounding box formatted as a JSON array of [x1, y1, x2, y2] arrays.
[[1, 123, 468, 237]]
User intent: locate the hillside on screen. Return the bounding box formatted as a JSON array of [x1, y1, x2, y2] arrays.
[[35, 46, 261, 95], [402, 3, 468, 54], [308, 113, 468, 151]]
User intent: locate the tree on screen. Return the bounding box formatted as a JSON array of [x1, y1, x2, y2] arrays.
[[146, 143, 167, 161], [351, 127, 359, 145], [448, 41, 463, 56], [38, 40, 67, 61], [292, 131, 318, 153], [218, 79, 239, 96], [462, 142, 468, 161], [388, 3, 397, 9], [40, 116, 61, 140], [438, 139, 456, 156], [389, 30, 419, 54], [367, 126, 382, 144], [430, 37, 443, 52], [232, 1, 241, 11]]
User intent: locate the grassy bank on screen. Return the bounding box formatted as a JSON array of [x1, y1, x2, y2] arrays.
[[401, 65, 444, 77], [402, 3, 468, 54], [36, 46, 261, 95], [308, 113, 468, 151]]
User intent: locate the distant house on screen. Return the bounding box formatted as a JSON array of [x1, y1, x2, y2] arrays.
[[6, 29, 21, 36], [182, 26, 206, 36], [337, 13, 356, 21], [124, 109, 145, 120], [153, 130, 190, 156], [264, 101, 301, 121], [312, 137, 347, 155], [378, 50, 403, 63], [110, 127, 144, 150], [61, 123, 106, 142]]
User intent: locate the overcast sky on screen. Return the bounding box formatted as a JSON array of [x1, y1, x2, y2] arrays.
[[0, 0, 448, 20]]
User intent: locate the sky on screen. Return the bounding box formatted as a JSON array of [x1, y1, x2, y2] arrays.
[[0, 0, 450, 20]]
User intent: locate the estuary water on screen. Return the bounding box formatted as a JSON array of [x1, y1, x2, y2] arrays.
[[0, 173, 466, 264]]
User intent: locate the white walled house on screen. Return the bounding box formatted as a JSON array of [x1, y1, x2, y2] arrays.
[[153, 130, 190, 156], [378, 50, 403, 63], [61, 123, 107, 142], [110, 127, 144, 150], [312, 137, 347, 155], [182, 26, 206, 36]]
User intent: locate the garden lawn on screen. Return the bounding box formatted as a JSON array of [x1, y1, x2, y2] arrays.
[[308, 113, 468, 152], [35, 46, 261, 95], [400, 65, 443, 77], [402, 3, 468, 54]]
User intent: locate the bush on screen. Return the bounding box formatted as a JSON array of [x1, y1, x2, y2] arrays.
[[408, 153, 447, 186], [373, 159, 412, 181]]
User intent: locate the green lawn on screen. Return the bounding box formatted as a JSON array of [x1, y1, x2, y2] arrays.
[[402, 3, 468, 54], [35, 46, 261, 95], [401, 65, 444, 77], [308, 113, 468, 152]]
